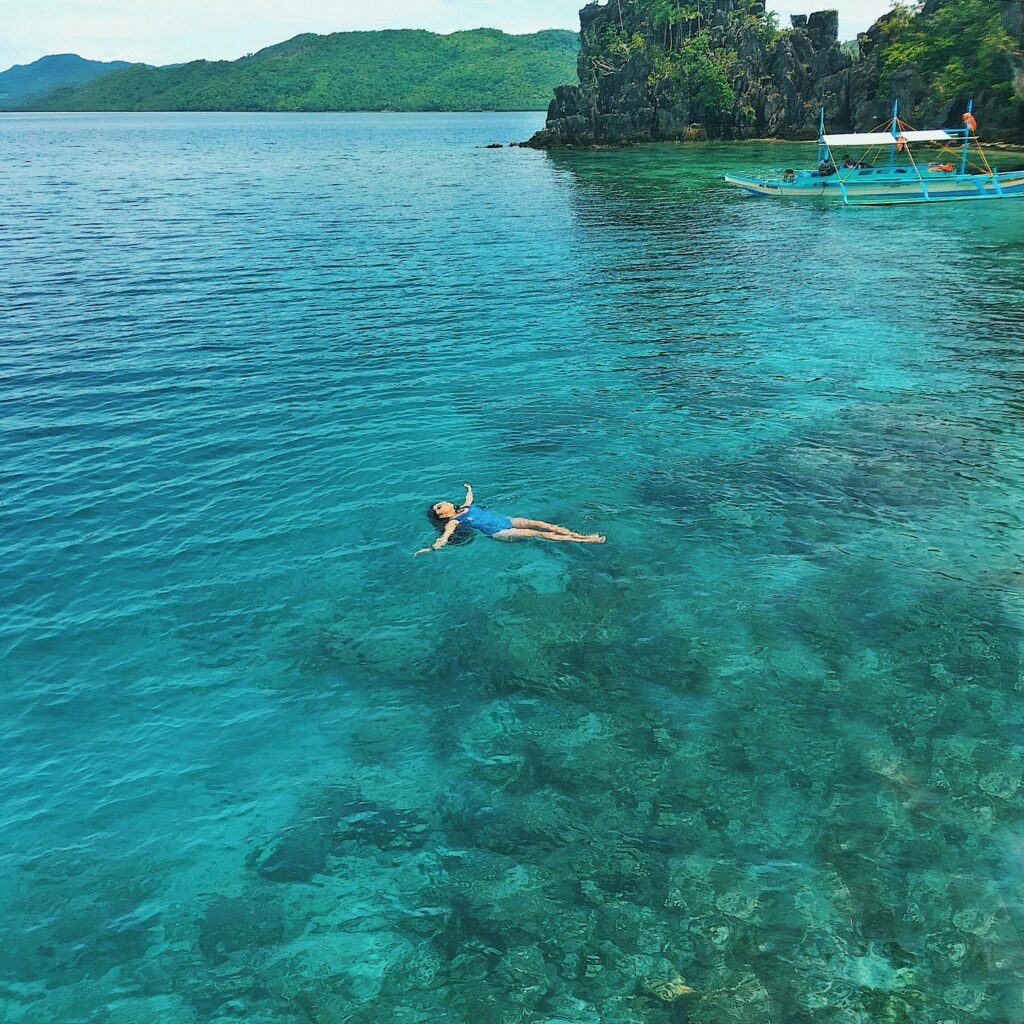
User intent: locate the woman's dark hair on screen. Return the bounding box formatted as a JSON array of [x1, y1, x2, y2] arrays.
[[426, 504, 473, 545]]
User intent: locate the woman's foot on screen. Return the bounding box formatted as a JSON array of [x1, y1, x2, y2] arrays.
[[580, 534, 605, 543]]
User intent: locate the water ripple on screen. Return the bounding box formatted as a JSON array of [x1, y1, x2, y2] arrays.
[[2, 113, 1024, 1024]]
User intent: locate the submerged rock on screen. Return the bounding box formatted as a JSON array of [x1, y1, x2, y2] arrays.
[[638, 972, 695, 1002], [251, 787, 430, 883], [254, 826, 329, 883], [495, 945, 557, 1008], [197, 895, 284, 963]]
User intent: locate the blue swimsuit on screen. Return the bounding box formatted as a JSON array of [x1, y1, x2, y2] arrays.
[[454, 504, 514, 537]]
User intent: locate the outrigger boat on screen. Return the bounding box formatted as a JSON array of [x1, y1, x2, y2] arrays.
[[724, 101, 1024, 206]]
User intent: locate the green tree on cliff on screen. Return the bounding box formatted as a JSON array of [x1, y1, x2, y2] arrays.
[[649, 0, 702, 50], [648, 29, 736, 120], [878, 0, 1017, 117]]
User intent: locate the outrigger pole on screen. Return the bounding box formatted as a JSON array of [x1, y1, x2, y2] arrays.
[[960, 98, 973, 174], [889, 99, 898, 171]]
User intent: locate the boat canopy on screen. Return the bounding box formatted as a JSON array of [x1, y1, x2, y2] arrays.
[[822, 130, 955, 146]]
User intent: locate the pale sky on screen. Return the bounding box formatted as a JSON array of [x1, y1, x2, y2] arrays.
[[2, 0, 896, 72]]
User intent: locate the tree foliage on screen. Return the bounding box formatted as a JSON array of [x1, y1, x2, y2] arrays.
[[26, 29, 579, 112], [648, 30, 736, 117], [0, 54, 136, 108], [879, 0, 1016, 115]]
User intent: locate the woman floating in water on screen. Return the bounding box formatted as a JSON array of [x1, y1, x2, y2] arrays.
[[417, 483, 605, 555]]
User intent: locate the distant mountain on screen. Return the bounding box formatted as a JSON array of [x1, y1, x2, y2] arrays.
[[0, 53, 136, 108], [21, 29, 579, 112]]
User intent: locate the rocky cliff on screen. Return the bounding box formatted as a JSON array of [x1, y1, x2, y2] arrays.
[[846, 0, 1023, 139], [526, 0, 1024, 147], [998, 0, 1023, 133], [527, 0, 851, 146]]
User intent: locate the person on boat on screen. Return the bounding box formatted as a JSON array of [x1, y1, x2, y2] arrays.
[[816, 159, 834, 176], [842, 154, 859, 169], [417, 483, 605, 554]]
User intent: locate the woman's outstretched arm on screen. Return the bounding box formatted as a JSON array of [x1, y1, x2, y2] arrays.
[[416, 520, 458, 556], [463, 482, 474, 505]]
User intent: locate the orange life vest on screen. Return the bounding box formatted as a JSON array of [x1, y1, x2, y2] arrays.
[[963, 112, 977, 134]]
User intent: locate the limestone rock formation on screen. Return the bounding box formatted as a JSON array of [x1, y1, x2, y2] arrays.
[[999, 0, 1024, 128], [526, 0, 852, 147], [847, 1, 1024, 137], [526, 0, 1024, 147]]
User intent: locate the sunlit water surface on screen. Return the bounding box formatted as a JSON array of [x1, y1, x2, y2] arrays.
[[3, 112, 1024, 1024]]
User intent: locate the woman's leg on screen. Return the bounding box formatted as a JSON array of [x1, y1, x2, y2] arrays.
[[510, 517, 599, 540], [494, 528, 604, 543]]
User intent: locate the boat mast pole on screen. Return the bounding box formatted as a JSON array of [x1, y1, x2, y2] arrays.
[[817, 107, 825, 165], [960, 98, 973, 174], [889, 98, 898, 170]]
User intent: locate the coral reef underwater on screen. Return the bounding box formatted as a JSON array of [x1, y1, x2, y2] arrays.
[[6, 440, 1022, 1022]]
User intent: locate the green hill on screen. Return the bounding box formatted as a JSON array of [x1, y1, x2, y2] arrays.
[[24, 29, 579, 112], [0, 53, 136, 109]]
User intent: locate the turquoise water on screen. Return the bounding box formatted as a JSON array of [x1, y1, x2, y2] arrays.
[[3, 112, 1024, 1024]]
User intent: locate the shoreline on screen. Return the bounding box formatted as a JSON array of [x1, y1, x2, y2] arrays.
[[518, 136, 1024, 153], [5, 110, 1022, 154], [0, 107, 551, 115]]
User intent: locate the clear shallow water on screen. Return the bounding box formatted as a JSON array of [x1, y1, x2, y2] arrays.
[[2, 112, 1024, 1024]]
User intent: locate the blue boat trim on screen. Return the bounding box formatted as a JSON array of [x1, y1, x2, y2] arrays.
[[724, 102, 1024, 207]]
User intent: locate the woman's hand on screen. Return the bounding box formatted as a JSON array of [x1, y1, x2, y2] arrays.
[[418, 520, 457, 557]]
